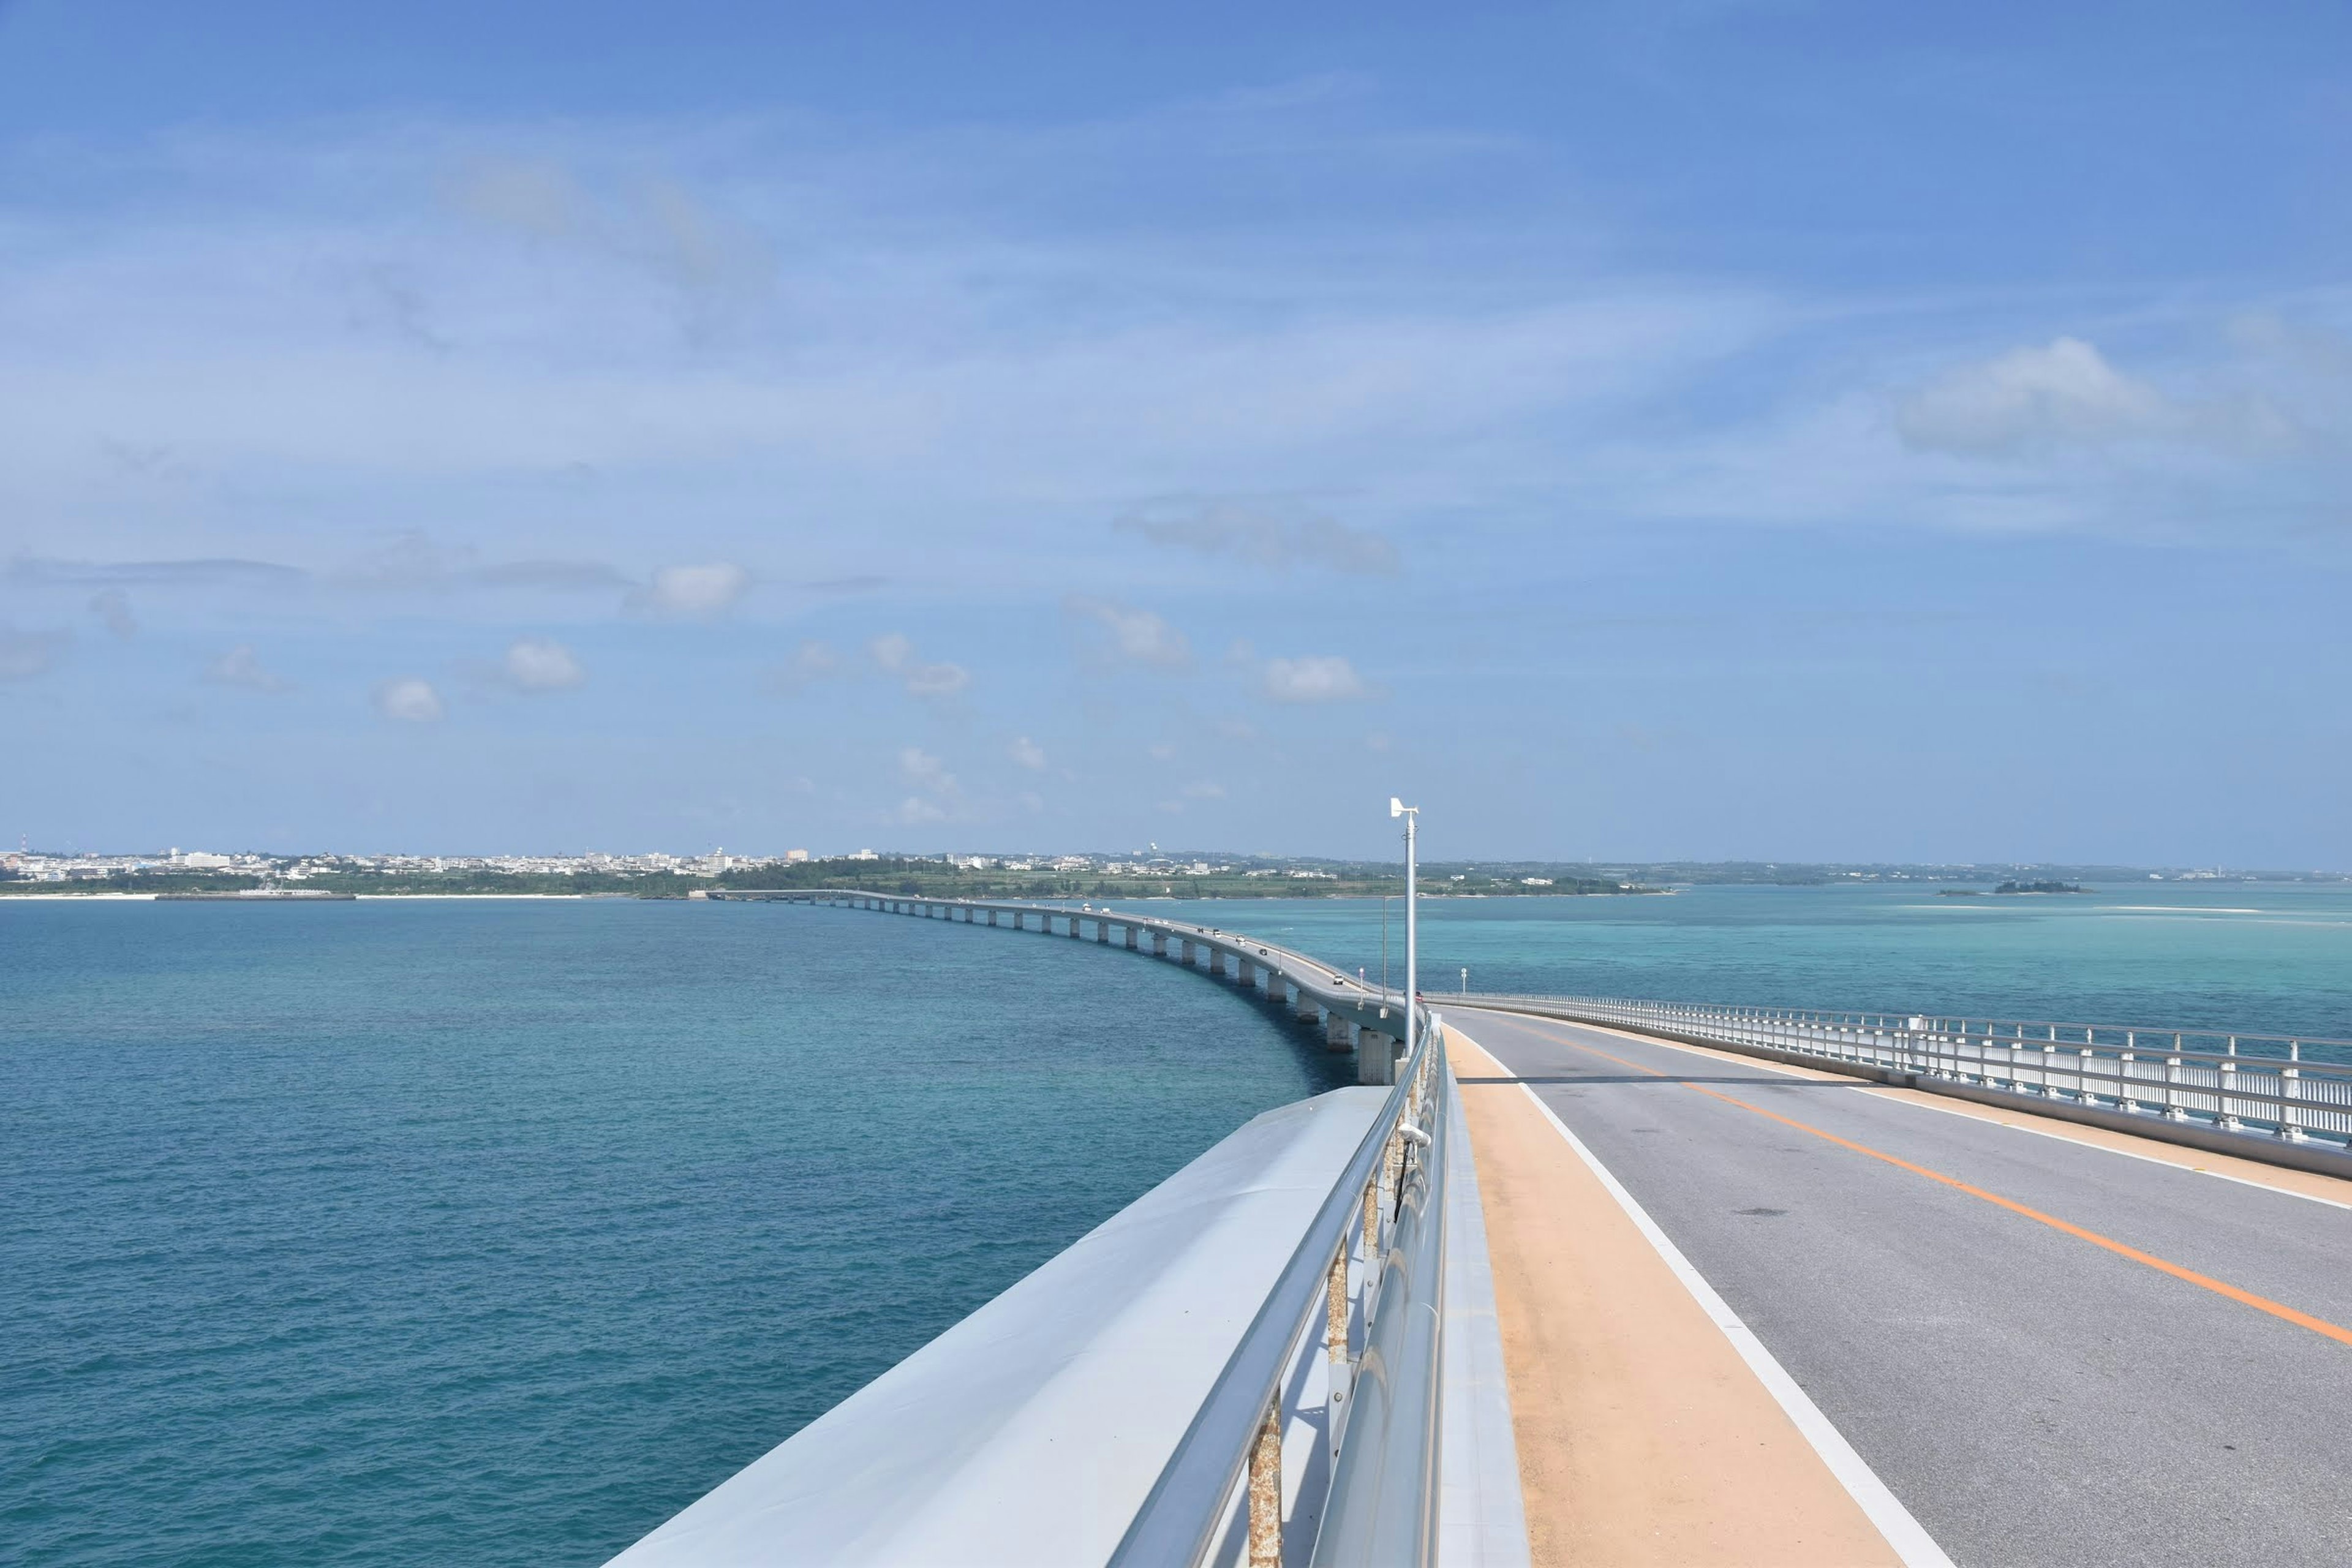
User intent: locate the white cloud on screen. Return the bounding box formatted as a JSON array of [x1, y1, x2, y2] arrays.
[[1262, 654, 1369, 704], [870, 633, 971, 700], [894, 745, 961, 823], [1182, 780, 1226, 799], [373, 677, 445, 722], [1148, 741, 1178, 761], [1116, 499, 1400, 576], [1896, 337, 2172, 456], [0, 624, 69, 680], [1008, 736, 1047, 771], [899, 745, 959, 794], [641, 562, 750, 617], [503, 638, 584, 692], [1063, 595, 1193, 671], [205, 644, 292, 693], [767, 639, 842, 696]]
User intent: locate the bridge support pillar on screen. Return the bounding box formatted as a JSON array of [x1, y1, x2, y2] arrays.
[[1122, 925, 1137, 949], [1151, 931, 1167, 957], [1178, 939, 1195, 965], [1294, 992, 1321, 1024], [1239, 962, 1257, 989], [1357, 1030, 1398, 1084], [1069, 916, 1082, 938], [1095, 921, 1108, 943], [1325, 1014, 1354, 1052]]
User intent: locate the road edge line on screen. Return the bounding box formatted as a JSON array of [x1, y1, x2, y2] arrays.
[[1507, 1077, 1957, 1568]]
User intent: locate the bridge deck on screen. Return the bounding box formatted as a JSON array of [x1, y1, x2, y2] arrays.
[[1450, 1007, 2352, 1568]]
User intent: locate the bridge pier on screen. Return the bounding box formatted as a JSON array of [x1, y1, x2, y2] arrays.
[[1095, 921, 1108, 943], [1294, 990, 1321, 1024], [1324, 1014, 1354, 1052], [1068, 916, 1082, 938], [1125, 926, 1139, 950], [1357, 1030, 1398, 1085], [1179, 939, 1196, 966], [1151, 932, 1168, 957]]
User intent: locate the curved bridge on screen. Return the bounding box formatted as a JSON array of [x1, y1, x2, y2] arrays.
[[710, 888, 1417, 1082]]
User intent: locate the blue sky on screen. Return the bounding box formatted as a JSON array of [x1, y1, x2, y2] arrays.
[[3, 1, 2348, 864]]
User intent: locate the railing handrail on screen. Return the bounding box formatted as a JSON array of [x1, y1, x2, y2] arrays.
[[1462, 992, 2352, 1161], [1109, 1025, 1447, 1568], [1462, 990, 2352, 1065]]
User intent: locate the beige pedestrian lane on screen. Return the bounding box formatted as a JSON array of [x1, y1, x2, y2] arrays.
[[1447, 1026, 1905, 1568]]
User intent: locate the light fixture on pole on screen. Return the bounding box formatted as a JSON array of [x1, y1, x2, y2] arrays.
[[1389, 797, 1419, 1056]]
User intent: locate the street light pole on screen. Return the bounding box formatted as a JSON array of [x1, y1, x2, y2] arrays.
[[1390, 797, 1419, 1056]]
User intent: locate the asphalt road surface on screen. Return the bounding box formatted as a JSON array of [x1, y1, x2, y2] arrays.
[[1452, 1006, 2352, 1568]]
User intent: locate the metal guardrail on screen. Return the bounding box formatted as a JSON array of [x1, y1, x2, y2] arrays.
[[1109, 1019, 1449, 1568], [1466, 993, 2352, 1155]]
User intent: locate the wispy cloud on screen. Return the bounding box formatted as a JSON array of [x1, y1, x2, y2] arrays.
[[1115, 498, 1400, 576], [372, 677, 445, 722], [1063, 595, 1193, 671], [633, 562, 752, 618], [1008, 736, 1048, 771], [502, 638, 585, 692], [7, 556, 305, 589], [205, 644, 293, 693], [1261, 654, 1370, 704], [896, 744, 962, 823], [766, 639, 843, 696], [870, 633, 971, 700]]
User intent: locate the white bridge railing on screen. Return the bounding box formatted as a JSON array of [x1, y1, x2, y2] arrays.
[[1466, 994, 2352, 1155]]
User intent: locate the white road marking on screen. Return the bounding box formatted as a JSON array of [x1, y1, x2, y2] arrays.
[[1466, 1028, 1958, 1568]]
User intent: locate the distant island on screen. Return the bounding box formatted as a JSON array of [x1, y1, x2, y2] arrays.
[[1941, 880, 2086, 896], [1, 850, 1655, 901]]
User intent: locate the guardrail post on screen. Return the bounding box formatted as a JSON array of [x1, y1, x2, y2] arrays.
[[1325, 1247, 1351, 1465], [2279, 1042, 2305, 1142], [1247, 1399, 1283, 1567], [2220, 1038, 2243, 1131], [2165, 1038, 2187, 1120]]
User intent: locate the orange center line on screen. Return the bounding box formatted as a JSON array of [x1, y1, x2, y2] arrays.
[[1535, 1030, 2352, 1351]]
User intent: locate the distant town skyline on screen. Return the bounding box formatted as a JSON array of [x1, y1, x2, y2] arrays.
[[3, 3, 2346, 866]]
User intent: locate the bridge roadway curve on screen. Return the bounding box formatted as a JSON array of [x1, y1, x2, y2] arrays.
[[1452, 1005, 2352, 1568], [712, 889, 1413, 1069]]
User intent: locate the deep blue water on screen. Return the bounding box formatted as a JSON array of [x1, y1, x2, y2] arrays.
[[6, 882, 2349, 1565]]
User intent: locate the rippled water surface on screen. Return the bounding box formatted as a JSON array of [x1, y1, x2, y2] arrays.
[[0, 900, 1346, 1566], [1165, 880, 2352, 1050], [6, 881, 2347, 1564]]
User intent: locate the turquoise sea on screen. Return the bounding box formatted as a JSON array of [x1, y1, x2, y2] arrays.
[[6, 882, 2348, 1564]]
